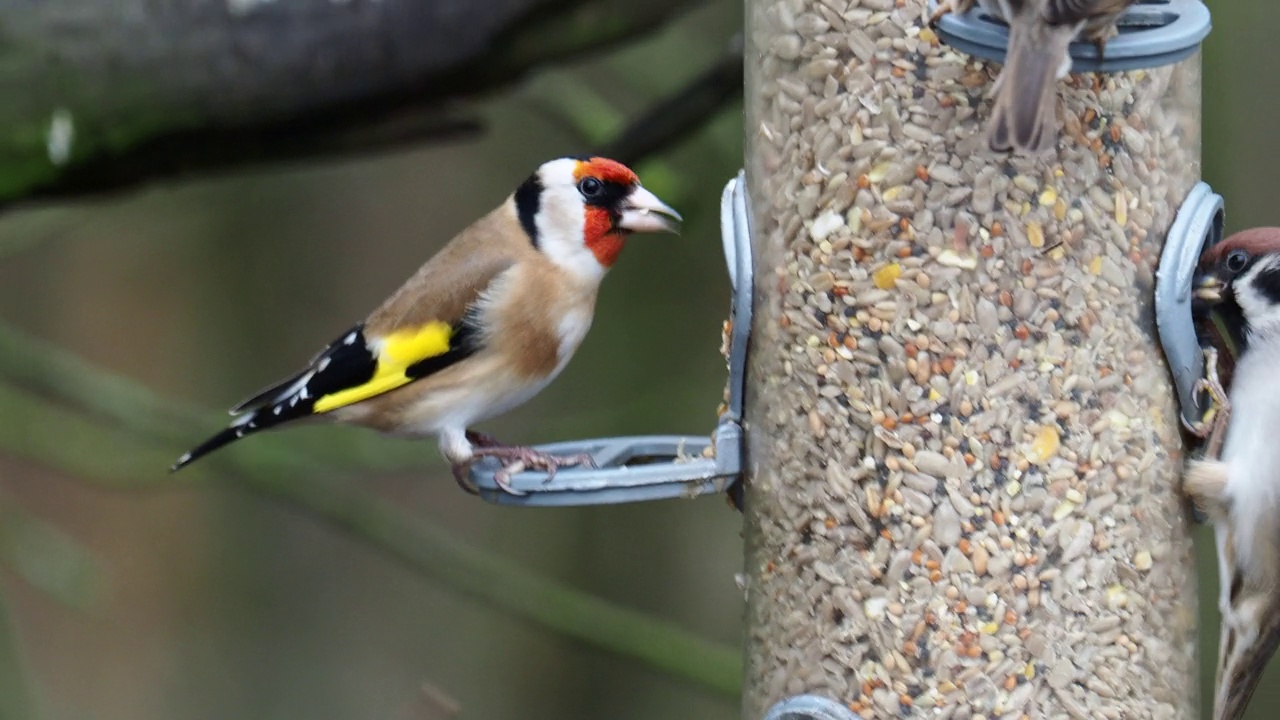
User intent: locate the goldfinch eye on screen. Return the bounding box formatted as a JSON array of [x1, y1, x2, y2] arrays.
[[578, 177, 604, 199], [1226, 249, 1250, 274]]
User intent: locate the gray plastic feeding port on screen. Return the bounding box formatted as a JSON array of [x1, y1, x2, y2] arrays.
[[467, 171, 753, 506], [929, 0, 1211, 73], [1154, 181, 1224, 430], [763, 695, 859, 720]]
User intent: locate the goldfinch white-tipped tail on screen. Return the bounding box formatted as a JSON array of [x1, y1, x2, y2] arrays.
[[170, 415, 265, 472]]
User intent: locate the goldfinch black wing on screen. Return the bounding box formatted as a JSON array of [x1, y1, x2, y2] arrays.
[[170, 317, 481, 472], [171, 243, 519, 472]]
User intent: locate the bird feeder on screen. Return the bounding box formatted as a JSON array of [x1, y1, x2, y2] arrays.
[[742, 0, 1211, 718]]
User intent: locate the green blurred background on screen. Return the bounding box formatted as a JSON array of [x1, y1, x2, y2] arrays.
[[0, 0, 1273, 718]]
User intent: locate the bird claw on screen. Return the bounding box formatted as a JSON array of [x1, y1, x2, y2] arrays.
[[475, 446, 598, 495], [1180, 403, 1218, 439], [928, 0, 971, 25], [1092, 37, 1107, 64], [1181, 347, 1231, 459], [451, 462, 481, 496]]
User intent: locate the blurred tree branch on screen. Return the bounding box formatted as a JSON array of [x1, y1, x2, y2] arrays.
[[0, 491, 100, 610], [0, 0, 702, 209], [393, 683, 461, 720], [0, 493, 93, 720], [0, 324, 742, 697], [0, 35, 746, 463], [0, 578, 39, 720], [599, 35, 744, 166], [522, 34, 743, 166]]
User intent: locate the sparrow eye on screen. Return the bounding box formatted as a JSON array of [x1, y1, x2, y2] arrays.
[[578, 177, 604, 199], [1226, 249, 1250, 274]]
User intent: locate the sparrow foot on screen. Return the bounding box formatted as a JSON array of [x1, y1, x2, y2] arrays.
[[1182, 347, 1231, 458], [1180, 402, 1217, 438], [928, 0, 970, 25], [472, 445, 598, 495]]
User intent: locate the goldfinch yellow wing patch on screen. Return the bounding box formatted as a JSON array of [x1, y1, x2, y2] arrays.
[[171, 317, 481, 473], [312, 322, 453, 413], [236, 316, 479, 421]]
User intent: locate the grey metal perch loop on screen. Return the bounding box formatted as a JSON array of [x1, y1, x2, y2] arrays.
[[928, 0, 1211, 72], [1155, 181, 1224, 430], [466, 171, 753, 506], [763, 695, 859, 720]]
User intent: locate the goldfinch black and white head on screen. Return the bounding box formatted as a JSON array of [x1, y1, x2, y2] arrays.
[[515, 156, 681, 279], [171, 156, 681, 494]]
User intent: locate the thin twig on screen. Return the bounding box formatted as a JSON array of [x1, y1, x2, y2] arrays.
[[0, 208, 95, 264], [598, 35, 744, 166], [0, 577, 39, 720], [4, 0, 700, 210], [393, 683, 461, 720], [0, 491, 100, 609]]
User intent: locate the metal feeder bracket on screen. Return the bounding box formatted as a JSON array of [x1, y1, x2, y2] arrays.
[[1154, 180, 1224, 432], [928, 0, 1211, 73], [467, 171, 753, 506]]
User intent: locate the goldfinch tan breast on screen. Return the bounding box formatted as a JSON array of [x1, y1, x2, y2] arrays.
[[171, 156, 682, 494]]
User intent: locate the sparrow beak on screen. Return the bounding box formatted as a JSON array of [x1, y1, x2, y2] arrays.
[[1194, 272, 1225, 304], [618, 186, 682, 234]]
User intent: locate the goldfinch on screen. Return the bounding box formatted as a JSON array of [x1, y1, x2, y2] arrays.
[[171, 156, 682, 494], [1182, 227, 1280, 720]]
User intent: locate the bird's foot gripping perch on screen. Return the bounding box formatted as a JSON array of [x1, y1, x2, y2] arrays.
[[927, 0, 973, 26], [1179, 347, 1231, 523], [1182, 347, 1231, 459], [461, 445, 598, 496]]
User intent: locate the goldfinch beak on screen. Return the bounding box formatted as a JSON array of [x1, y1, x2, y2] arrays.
[[1194, 272, 1225, 303], [618, 186, 682, 234]]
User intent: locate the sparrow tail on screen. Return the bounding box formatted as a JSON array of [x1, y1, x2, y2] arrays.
[[987, 20, 1078, 154], [1213, 590, 1280, 720]]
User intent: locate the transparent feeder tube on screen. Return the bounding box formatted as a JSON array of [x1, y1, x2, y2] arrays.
[[742, 2, 1202, 719]]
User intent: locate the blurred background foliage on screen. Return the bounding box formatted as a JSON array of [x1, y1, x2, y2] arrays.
[[0, 0, 1273, 718]]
